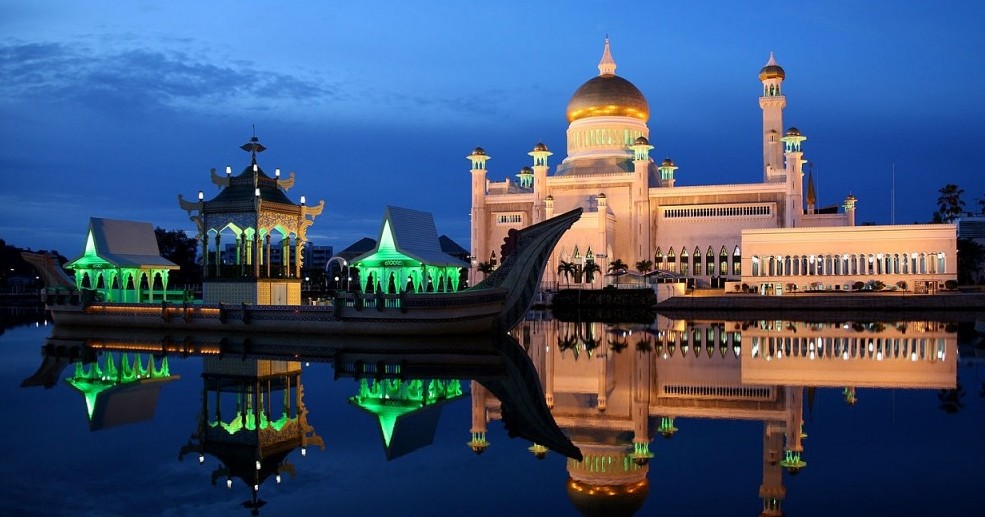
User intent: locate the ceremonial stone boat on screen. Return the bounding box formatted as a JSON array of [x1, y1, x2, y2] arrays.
[[41, 208, 581, 337]]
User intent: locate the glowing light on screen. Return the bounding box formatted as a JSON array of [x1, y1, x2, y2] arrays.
[[255, 460, 261, 470], [877, 352, 884, 361], [226, 479, 232, 489], [809, 351, 816, 360], [255, 188, 261, 197], [300, 195, 306, 205], [301, 447, 307, 456], [275, 168, 281, 178], [254, 484, 259, 491], [253, 163, 258, 172], [276, 475, 282, 483], [842, 351, 849, 360], [198, 190, 204, 201], [911, 352, 918, 361], [198, 455, 204, 464], [226, 166, 232, 175]]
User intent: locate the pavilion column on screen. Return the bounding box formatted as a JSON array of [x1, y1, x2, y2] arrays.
[[265, 234, 272, 278], [282, 237, 290, 278], [294, 239, 303, 279], [253, 231, 261, 278], [201, 234, 209, 274], [214, 234, 222, 278], [161, 270, 169, 301]]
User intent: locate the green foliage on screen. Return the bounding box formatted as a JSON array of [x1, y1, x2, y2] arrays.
[[154, 227, 201, 285], [635, 259, 653, 274], [608, 259, 628, 274], [935, 184, 965, 223], [583, 261, 601, 283], [957, 238, 985, 284]]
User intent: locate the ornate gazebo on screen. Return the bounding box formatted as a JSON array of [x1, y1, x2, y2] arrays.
[[179, 135, 323, 305]]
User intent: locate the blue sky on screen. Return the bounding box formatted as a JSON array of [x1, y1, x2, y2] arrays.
[[2, 1, 984, 257]]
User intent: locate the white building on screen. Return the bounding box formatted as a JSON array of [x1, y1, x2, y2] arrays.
[[469, 39, 857, 289]]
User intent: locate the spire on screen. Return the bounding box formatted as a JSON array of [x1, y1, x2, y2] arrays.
[[598, 36, 616, 76], [240, 131, 266, 165], [766, 51, 778, 67], [806, 166, 816, 207]]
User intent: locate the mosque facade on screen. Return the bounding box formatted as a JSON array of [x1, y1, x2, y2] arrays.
[[468, 39, 860, 289]]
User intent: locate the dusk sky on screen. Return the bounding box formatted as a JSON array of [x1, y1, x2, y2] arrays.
[[3, 1, 983, 257]]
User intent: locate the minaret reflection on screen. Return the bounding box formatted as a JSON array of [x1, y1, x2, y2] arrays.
[[179, 358, 324, 514], [470, 313, 957, 516]]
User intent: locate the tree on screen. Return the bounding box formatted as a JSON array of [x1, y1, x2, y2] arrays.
[[583, 261, 601, 284], [154, 228, 200, 286], [935, 184, 965, 223], [608, 259, 628, 274], [635, 259, 653, 275], [557, 260, 576, 287], [957, 238, 985, 284], [476, 261, 495, 278]]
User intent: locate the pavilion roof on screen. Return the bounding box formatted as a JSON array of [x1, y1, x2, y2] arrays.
[[67, 218, 178, 269], [353, 206, 468, 267]]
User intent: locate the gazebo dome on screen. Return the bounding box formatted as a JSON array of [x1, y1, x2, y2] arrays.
[[660, 157, 676, 167], [471, 146, 487, 156], [633, 136, 650, 146], [785, 127, 802, 137], [533, 142, 549, 152]]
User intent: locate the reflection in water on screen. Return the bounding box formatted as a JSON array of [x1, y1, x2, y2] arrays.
[[14, 314, 967, 515], [21, 327, 578, 514], [475, 313, 960, 516], [178, 358, 324, 514]]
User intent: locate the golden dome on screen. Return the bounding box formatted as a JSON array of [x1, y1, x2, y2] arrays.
[[785, 127, 802, 137], [471, 146, 486, 156], [533, 142, 549, 152], [566, 478, 650, 517], [759, 52, 785, 81], [567, 75, 649, 123]]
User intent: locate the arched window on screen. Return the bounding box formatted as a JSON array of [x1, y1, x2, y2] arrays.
[[719, 246, 728, 275], [681, 248, 690, 276], [693, 247, 702, 276], [667, 247, 676, 274], [706, 247, 714, 276], [751, 256, 760, 276], [733, 246, 742, 276], [654, 247, 664, 270], [937, 252, 946, 273]]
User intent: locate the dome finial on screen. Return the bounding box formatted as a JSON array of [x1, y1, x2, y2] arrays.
[[766, 51, 778, 66], [598, 36, 616, 76]]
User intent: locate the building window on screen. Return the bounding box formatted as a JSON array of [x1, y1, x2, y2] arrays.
[[668, 247, 677, 274], [733, 246, 741, 276], [693, 247, 702, 276], [719, 246, 728, 275], [681, 248, 690, 276], [496, 213, 523, 225], [655, 248, 664, 270]]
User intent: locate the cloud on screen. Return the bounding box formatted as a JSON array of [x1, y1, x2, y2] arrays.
[[0, 41, 336, 116]]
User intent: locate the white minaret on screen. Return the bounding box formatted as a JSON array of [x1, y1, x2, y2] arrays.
[[781, 127, 807, 227], [629, 136, 652, 264], [468, 147, 490, 286], [759, 52, 787, 182], [529, 142, 552, 224]]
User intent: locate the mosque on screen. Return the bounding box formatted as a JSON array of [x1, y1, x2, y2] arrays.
[[468, 39, 956, 293]]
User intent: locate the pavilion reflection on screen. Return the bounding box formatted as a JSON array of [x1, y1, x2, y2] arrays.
[[470, 313, 958, 516], [21, 326, 580, 513]]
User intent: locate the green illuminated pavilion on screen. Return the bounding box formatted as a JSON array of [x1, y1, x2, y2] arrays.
[[352, 206, 468, 294], [349, 377, 464, 460], [64, 352, 178, 430], [65, 218, 179, 302]]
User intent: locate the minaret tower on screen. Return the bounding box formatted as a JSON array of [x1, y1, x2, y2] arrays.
[[629, 136, 653, 265], [468, 147, 490, 286], [529, 142, 552, 224], [843, 193, 857, 227], [781, 127, 807, 228], [759, 52, 787, 182], [806, 166, 817, 215]]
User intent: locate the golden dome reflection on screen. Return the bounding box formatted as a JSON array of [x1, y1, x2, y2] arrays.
[[566, 75, 649, 123]]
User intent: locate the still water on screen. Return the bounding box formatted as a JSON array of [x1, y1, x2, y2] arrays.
[[1, 310, 983, 516]]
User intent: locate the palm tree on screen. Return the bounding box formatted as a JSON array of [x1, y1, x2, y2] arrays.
[[477, 261, 495, 278], [608, 258, 628, 275], [635, 259, 654, 275], [935, 184, 965, 223], [557, 260, 576, 287], [583, 261, 601, 284]]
